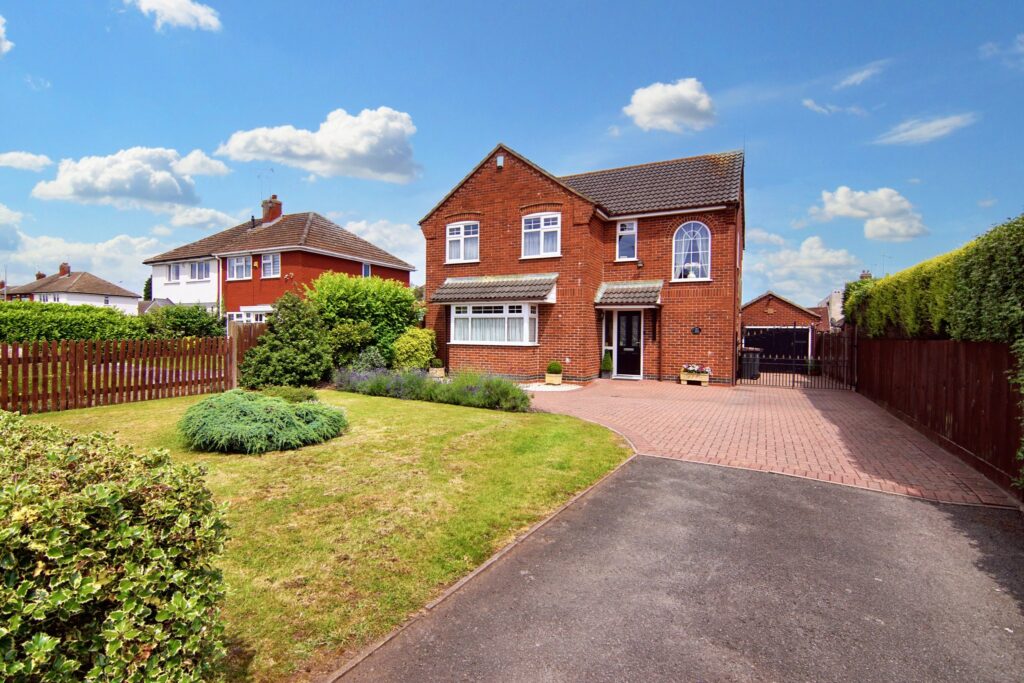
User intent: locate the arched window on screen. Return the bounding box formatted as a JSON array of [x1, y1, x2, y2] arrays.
[[673, 221, 711, 280]]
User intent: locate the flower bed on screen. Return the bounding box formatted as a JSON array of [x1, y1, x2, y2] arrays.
[[335, 368, 531, 412]]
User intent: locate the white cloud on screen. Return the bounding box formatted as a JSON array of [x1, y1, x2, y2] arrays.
[[835, 59, 889, 89], [151, 225, 173, 236], [0, 151, 53, 172], [32, 146, 224, 211], [747, 228, 785, 246], [979, 33, 1024, 69], [978, 197, 997, 208], [874, 114, 977, 145], [25, 75, 51, 91], [907, 177, 922, 184], [0, 202, 23, 226], [344, 219, 423, 278], [801, 98, 866, 116], [1, 229, 165, 293], [0, 15, 13, 56], [810, 186, 928, 241], [748, 236, 860, 304], [606, 125, 621, 138], [125, 0, 221, 32], [216, 107, 419, 183], [623, 78, 715, 133]]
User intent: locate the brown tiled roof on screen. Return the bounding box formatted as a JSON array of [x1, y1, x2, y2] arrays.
[[430, 273, 558, 303], [7, 271, 140, 298], [594, 280, 663, 306], [560, 150, 743, 216], [742, 291, 821, 319], [144, 212, 415, 271]]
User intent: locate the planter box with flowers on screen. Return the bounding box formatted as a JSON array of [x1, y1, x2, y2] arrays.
[[428, 358, 446, 379], [680, 364, 711, 386]]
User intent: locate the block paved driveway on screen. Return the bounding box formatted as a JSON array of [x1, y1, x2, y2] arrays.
[[532, 380, 1013, 507], [338, 457, 1024, 682]]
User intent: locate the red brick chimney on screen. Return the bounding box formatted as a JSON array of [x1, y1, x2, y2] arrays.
[[261, 194, 282, 223], [59, 262, 71, 276], [35, 271, 46, 280]]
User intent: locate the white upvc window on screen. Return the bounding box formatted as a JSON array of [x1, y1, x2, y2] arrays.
[[40, 294, 49, 303], [261, 253, 281, 279], [167, 263, 182, 282], [451, 303, 539, 345], [447, 222, 480, 263], [362, 262, 372, 277], [672, 221, 711, 281], [103, 296, 110, 305], [227, 256, 252, 280], [189, 260, 210, 281], [522, 212, 561, 258], [52, 294, 59, 302], [616, 221, 637, 260]]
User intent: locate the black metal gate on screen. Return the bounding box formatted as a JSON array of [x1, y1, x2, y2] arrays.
[[739, 325, 855, 390]]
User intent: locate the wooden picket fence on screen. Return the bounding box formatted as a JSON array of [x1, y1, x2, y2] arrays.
[[0, 337, 233, 415]]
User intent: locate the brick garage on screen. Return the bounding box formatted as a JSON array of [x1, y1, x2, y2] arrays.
[[421, 144, 745, 384]]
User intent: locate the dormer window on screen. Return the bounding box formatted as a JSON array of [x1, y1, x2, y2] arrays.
[[447, 222, 480, 263], [522, 212, 560, 258]]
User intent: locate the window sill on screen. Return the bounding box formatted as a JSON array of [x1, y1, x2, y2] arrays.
[[261, 275, 281, 280], [614, 258, 638, 263], [186, 279, 210, 283], [226, 277, 252, 282], [520, 253, 561, 261], [444, 260, 480, 265], [670, 277, 712, 283], [165, 281, 180, 285], [448, 341, 539, 348]]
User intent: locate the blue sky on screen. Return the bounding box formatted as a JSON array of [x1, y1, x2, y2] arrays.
[[1, 1, 1022, 304]]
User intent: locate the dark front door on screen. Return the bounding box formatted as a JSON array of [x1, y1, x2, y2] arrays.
[[615, 311, 642, 377]]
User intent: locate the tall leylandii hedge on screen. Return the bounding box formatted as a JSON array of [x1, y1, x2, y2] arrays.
[[844, 214, 1024, 483], [0, 301, 148, 342]]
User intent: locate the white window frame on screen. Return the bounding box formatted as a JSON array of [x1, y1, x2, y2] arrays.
[[450, 303, 539, 346], [103, 296, 110, 306], [39, 294, 49, 303], [616, 221, 638, 261], [362, 262, 372, 277], [227, 256, 252, 281], [167, 263, 182, 283], [189, 260, 211, 282], [672, 221, 712, 282], [446, 221, 480, 264], [521, 212, 561, 259], [261, 253, 281, 279], [52, 294, 59, 303]]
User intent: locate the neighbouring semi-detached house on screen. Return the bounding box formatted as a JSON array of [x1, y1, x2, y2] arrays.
[[421, 144, 745, 384], [144, 196, 415, 322], [3, 262, 141, 315]]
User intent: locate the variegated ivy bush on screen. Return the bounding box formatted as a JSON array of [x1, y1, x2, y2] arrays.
[[0, 412, 228, 682]]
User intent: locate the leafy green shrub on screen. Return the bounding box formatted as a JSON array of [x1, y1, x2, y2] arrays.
[[144, 304, 223, 339], [546, 361, 563, 374], [601, 351, 612, 372], [179, 390, 346, 454], [350, 345, 389, 371], [334, 369, 531, 412], [260, 385, 317, 403], [305, 273, 417, 358], [429, 357, 444, 369], [0, 301, 148, 342], [239, 293, 333, 388], [392, 327, 436, 370], [327, 320, 375, 368], [0, 411, 227, 682]]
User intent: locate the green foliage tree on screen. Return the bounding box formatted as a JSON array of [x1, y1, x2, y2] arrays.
[[305, 273, 417, 360], [143, 275, 152, 300], [0, 411, 228, 681], [392, 327, 436, 370], [328, 320, 375, 368], [239, 292, 333, 388], [144, 305, 223, 339], [0, 301, 148, 342]]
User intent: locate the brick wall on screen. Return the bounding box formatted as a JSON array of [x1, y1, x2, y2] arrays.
[[422, 147, 743, 384], [742, 293, 820, 328]]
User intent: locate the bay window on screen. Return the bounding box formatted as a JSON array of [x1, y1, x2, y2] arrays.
[[261, 253, 281, 278], [522, 212, 560, 258], [227, 256, 251, 280], [447, 222, 480, 263], [451, 303, 539, 345]]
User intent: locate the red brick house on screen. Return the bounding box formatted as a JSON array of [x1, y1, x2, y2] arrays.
[[144, 196, 414, 322], [741, 291, 822, 359], [421, 144, 745, 383]]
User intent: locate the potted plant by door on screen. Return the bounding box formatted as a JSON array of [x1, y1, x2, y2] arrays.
[[600, 351, 613, 379], [680, 363, 711, 386], [545, 361, 564, 386], [428, 358, 446, 379]]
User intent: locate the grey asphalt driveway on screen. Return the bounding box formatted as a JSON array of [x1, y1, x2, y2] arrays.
[[337, 456, 1024, 683]]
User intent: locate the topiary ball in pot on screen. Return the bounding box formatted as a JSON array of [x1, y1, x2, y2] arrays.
[[179, 390, 347, 454]]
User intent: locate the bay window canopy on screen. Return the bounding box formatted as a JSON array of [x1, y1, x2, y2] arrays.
[[430, 273, 557, 304]]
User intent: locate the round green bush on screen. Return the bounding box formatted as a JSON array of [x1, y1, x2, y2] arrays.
[[392, 327, 436, 370], [0, 411, 228, 682], [260, 385, 317, 403], [179, 390, 347, 454], [546, 361, 563, 374]]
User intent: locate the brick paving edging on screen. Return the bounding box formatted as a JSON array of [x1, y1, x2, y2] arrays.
[[531, 380, 1017, 509]]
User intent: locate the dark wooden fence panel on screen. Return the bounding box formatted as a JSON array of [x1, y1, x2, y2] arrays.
[[857, 337, 1022, 491], [0, 336, 231, 415], [227, 321, 268, 387]]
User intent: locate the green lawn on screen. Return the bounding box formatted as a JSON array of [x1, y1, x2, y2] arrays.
[[28, 390, 630, 681]]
